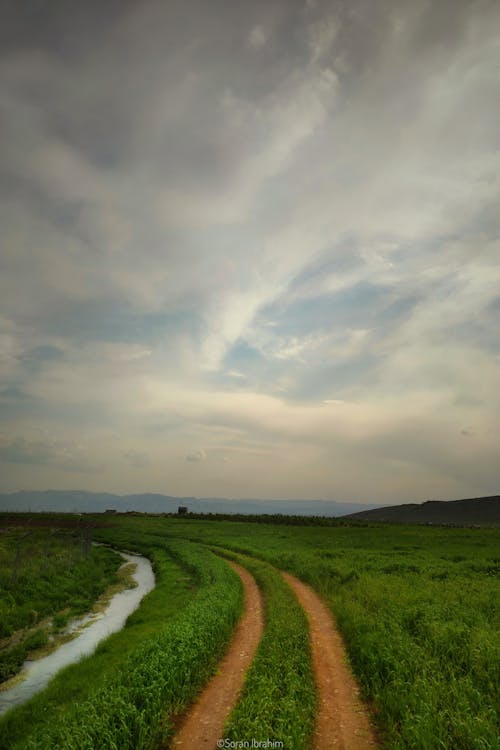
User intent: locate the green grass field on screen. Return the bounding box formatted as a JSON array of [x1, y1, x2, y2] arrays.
[[158, 517, 499, 750], [163, 517, 499, 750], [0, 514, 498, 749]]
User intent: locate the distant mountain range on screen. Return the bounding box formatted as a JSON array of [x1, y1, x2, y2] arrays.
[[1, 490, 498, 525], [0, 490, 379, 517], [343, 495, 500, 526]]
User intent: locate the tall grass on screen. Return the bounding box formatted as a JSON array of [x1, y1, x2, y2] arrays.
[[0, 528, 121, 637]]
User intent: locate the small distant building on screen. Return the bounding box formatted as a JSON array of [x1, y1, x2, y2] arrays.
[[105, 509, 117, 514], [178, 506, 188, 515]]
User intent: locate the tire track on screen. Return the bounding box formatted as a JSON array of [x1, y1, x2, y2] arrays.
[[283, 572, 378, 750], [171, 560, 264, 750]]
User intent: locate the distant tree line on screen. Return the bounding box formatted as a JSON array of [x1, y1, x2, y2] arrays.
[[161, 511, 370, 526]]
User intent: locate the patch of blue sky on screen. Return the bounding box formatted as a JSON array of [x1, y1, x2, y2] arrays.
[[259, 281, 392, 338], [285, 351, 383, 403], [375, 294, 421, 324], [18, 345, 65, 375], [218, 339, 266, 381], [211, 339, 296, 397], [287, 238, 364, 293]]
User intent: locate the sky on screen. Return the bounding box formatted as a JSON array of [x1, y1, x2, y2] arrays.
[[0, 0, 499, 505]]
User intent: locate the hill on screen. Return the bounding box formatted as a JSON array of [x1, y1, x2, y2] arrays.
[[343, 495, 500, 526]]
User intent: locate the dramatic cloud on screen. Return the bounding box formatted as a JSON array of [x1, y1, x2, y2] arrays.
[[1, 0, 499, 503]]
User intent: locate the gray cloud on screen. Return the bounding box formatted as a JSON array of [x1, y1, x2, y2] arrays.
[[123, 450, 151, 469], [0, 436, 53, 466], [0, 0, 499, 501], [0, 435, 102, 474]]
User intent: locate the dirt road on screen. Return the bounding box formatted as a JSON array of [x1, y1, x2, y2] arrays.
[[283, 572, 378, 750], [171, 560, 264, 750], [170, 557, 377, 750]]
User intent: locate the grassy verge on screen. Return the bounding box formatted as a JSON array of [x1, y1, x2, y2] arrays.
[[217, 548, 316, 750], [4, 537, 243, 750], [0, 527, 121, 683], [314, 565, 500, 750]]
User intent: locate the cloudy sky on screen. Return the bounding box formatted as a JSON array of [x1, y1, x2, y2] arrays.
[[1, 0, 499, 504]]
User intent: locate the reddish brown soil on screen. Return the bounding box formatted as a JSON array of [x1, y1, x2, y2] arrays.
[[282, 572, 378, 750], [171, 560, 264, 750]]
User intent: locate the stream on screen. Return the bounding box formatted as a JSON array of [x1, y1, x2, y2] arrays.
[[0, 549, 155, 716]]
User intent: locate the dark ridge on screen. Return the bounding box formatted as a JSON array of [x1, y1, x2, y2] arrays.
[[342, 495, 500, 526]]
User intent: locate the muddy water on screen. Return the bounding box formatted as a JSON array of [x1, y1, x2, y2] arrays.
[[0, 550, 154, 716]]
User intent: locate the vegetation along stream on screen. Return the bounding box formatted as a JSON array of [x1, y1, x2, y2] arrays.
[[0, 549, 154, 716]]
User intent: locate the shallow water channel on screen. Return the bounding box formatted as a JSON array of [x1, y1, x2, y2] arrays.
[[0, 549, 155, 716]]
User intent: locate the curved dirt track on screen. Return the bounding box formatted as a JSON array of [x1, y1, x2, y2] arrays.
[[282, 572, 378, 750], [171, 560, 264, 750]]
